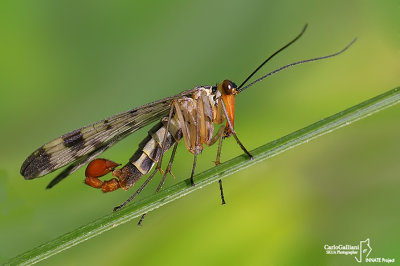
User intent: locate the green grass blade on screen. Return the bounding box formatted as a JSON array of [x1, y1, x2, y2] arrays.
[[6, 87, 400, 265]]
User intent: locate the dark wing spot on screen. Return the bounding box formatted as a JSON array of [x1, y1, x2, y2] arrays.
[[129, 110, 138, 115], [21, 147, 54, 179], [104, 119, 112, 130], [62, 129, 84, 149]]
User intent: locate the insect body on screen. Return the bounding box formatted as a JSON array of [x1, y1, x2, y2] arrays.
[[20, 25, 356, 213], [84, 82, 247, 198]]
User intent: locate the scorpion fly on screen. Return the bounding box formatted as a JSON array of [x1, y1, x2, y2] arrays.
[[20, 25, 356, 218]]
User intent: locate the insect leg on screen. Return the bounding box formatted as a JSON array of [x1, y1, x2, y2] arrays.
[[138, 213, 147, 226], [190, 153, 198, 186], [189, 96, 203, 186], [115, 104, 175, 212], [173, 100, 197, 186], [220, 100, 253, 160], [207, 124, 227, 203], [173, 101, 191, 152], [218, 180, 226, 205], [156, 142, 178, 192], [136, 104, 176, 225], [138, 143, 179, 226], [113, 167, 159, 211], [155, 103, 175, 171], [215, 129, 226, 204], [207, 125, 225, 147], [215, 131, 223, 165]]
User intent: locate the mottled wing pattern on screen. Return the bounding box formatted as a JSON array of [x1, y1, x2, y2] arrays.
[[21, 88, 198, 181], [46, 129, 130, 188]]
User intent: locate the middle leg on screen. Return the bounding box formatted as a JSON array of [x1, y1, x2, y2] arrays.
[[215, 131, 226, 204], [220, 100, 253, 160]]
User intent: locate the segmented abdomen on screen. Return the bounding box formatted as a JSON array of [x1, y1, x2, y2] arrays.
[[116, 117, 182, 190]]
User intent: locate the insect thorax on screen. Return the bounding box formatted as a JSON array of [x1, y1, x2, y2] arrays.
[[173, 86, 225, 153], [115, 86, 225, 190]]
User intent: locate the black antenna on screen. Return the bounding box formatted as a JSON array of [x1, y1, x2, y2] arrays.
[[237, 24, 308, 90], [237, 37, 357, 93]]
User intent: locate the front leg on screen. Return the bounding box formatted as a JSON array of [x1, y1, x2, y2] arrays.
[[215, 132, 226, 204], [190, 96, 203, 187], [220, 100, 253, 160]]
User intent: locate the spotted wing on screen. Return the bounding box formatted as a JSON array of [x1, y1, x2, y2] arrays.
[[21, 88, 197, 182]]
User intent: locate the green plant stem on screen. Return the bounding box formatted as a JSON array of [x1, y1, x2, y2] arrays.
[[6, 87, 400, 265]]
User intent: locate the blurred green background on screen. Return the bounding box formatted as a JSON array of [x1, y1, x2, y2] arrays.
[[1, 0, 399, 265]]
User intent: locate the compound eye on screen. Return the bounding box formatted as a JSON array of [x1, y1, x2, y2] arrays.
[[222, 80, 236, 95]]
